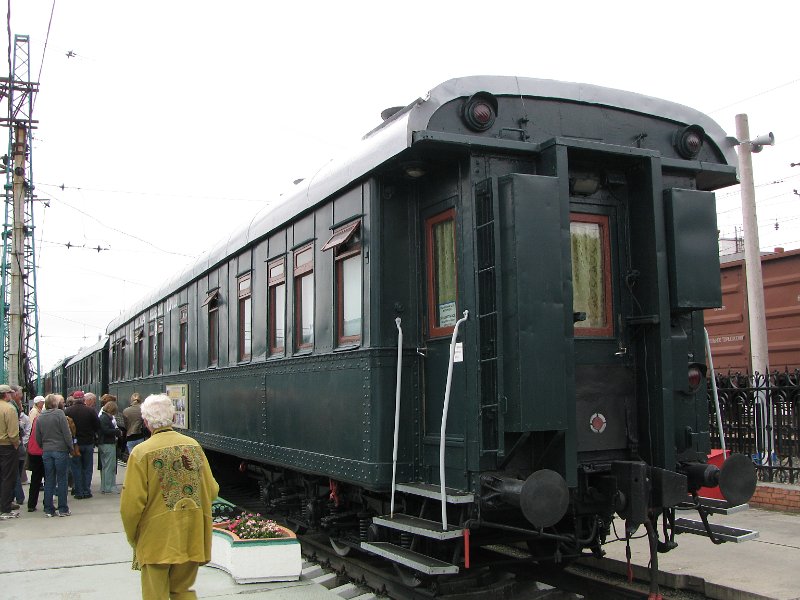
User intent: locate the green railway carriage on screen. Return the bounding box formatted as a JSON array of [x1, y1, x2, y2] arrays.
[[41, 354, 73, 398], [64, 336, 109, 399], [104, 76, 756, 581]]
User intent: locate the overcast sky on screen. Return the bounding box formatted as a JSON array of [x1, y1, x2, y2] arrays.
[[8, 1, 800, 372]]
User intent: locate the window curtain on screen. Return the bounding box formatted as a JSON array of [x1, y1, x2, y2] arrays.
[[434, 220, 457, 327], [570, 222, 605, 329]]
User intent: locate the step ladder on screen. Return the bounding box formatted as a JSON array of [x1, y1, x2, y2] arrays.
[[674, 495, 758, 543], [687, 495, 751, 515], [360, 482, 474, 575], [394, 482, 474, 504], [673, 518, 759, 542]]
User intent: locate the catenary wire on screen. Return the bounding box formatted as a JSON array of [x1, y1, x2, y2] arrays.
[[36, 181, 266, 204], [33, 0, 57, 107], [708, 78, 800, 114], [38, 189, 197, 258]]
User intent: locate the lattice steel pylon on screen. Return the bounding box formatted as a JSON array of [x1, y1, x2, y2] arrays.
[[0, 34, 41, 395]]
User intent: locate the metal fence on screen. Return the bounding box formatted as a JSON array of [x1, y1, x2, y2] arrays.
[[708, 370, 800, 485]]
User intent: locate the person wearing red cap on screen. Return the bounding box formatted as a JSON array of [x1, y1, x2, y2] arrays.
[[64, 391, 99, 499]]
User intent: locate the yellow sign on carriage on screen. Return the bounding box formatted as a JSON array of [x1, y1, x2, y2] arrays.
[[165, 383, 189, 429]]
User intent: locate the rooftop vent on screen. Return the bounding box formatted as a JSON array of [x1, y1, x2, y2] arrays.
[[381, 106, 404, 121]]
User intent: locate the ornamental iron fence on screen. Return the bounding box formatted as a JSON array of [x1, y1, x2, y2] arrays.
[[709, 370, 800, 485]]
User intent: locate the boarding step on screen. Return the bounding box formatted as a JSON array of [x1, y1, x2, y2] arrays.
[[483, 544, 533, 559], [360, 542, 459, 575], [395, 482, 474, 504], [372, 514, 464, 540], [689, 495, 750, 515], [673, 517, 759, 542]]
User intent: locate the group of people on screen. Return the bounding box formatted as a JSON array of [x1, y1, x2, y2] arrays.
[[0, 387, 151, 518], [1, 388, 219, 599]]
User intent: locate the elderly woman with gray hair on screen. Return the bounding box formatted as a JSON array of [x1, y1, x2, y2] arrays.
[[120, 394, 219, 600]]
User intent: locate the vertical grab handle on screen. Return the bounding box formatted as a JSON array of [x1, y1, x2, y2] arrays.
[[390, 317, 403, 518], [704, 327, 726, 456], [440, 310, 469, 530]]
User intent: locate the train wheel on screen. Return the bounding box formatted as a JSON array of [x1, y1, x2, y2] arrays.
[[258, 481, 272, 507], [525, 539, 573, 569], [329, 537, 351, 557], [393, 564, 423, 588]]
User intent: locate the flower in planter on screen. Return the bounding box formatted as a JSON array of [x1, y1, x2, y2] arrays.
[[225, 512, 287, 540]]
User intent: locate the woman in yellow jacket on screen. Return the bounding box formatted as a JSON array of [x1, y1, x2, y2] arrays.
[[120, 394, 219, 600]]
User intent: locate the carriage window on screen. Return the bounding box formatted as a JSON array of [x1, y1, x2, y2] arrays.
[[238, 274, 252, 361], [294, 244, 314, 350], [148, 321, 156, 375], [425, 209, 458, 338], [324, 221, 362, 346], [156, 318, 164, 374], [338, 254, 362, 344], [111, 344, 117, 381], [134, 328, 144, 378], [268, 258, 286, 356], [115, 339, 126, 380], [203, 290, 219, 366], [570, 214, 613, 337], [179, 306, 188, 371]]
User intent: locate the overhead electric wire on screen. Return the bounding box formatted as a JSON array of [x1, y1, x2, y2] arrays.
[[39, 239, 109, 252], [6, 1, 11, 102], [40, 309, 107, 330], [716, 172, 800, 200], [708, 78, 800, 114], [717, 191, 797, 215], [38, 261, 153, 287], [36, 181, 265, 204], [38, 189, 197, 259], [34, 0, 57, 101]]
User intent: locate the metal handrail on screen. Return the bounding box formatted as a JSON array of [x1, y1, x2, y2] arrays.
[[704, 327, 726, 455], [390, 317, 403, 518], [440, 310, 469, 530]]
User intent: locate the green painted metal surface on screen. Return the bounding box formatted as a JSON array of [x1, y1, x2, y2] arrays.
[[498, 174, 570, 432], [664, 189, 723, 310]]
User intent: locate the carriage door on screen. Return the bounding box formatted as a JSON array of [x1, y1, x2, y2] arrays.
[[420, 202, 467, 488], [570, 204, 635, 456]]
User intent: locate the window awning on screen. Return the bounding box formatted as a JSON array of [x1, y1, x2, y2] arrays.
[[322, 220, 360, 252], [201, 289, 220, 307]]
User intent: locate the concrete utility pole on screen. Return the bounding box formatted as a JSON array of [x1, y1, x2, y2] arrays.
[[8, 124, 26, 386], [1, 34, 41, 394], [735, 113, 769, 375]]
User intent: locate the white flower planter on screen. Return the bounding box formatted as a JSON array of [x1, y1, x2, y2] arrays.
[[208, 523, 302, 583]]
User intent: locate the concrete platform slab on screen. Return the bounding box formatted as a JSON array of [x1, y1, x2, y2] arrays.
[[0, 465, 340, 600], [599, 508, 800, 600]]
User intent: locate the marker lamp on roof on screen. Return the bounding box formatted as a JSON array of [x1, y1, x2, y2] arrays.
[[463, 92, 497, 132], [673, 125, 705, 159]]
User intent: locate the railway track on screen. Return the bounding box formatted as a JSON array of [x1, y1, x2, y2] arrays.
[[217, 478, 708, 600]]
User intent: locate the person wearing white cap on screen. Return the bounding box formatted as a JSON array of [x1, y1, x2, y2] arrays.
[[29, 396, 45, 422]]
